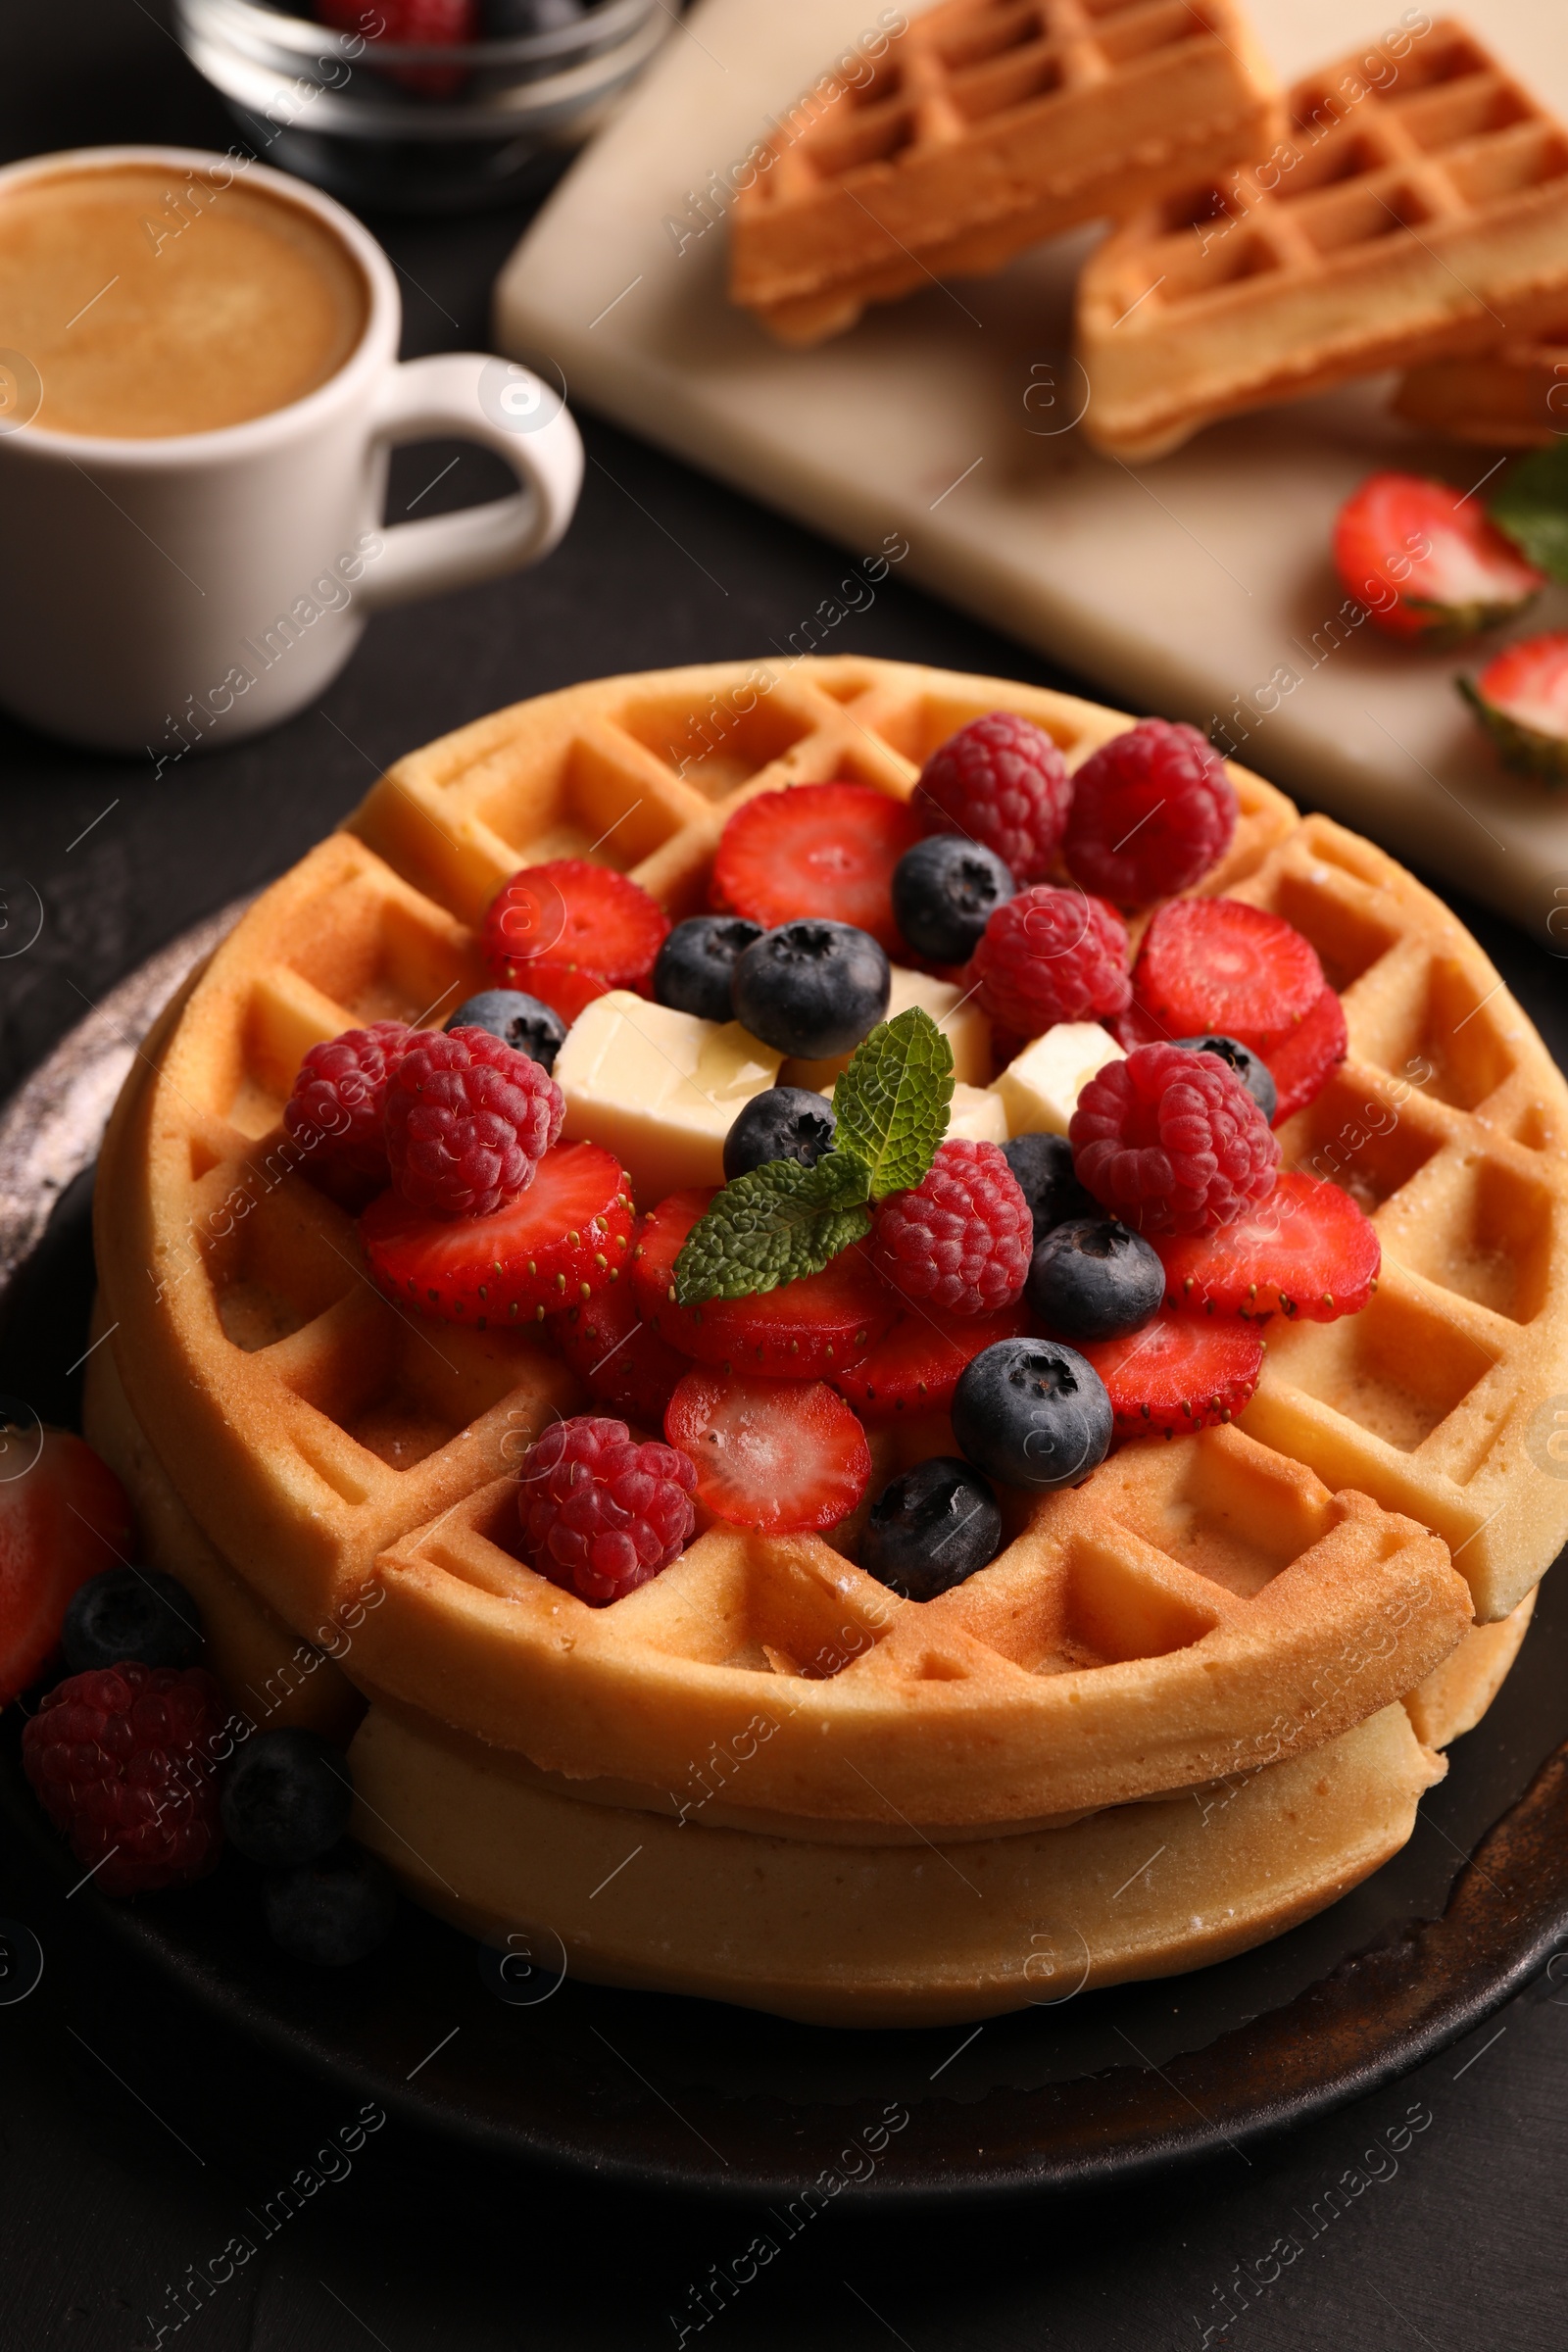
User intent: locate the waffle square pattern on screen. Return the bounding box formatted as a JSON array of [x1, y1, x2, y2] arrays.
[[1076, 20, 1568, 460], [93, 660, 1568, 1859], [728, 0, 1282, 344]]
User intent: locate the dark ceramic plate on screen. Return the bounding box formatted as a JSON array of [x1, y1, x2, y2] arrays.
[[3, 921, 1567, 2205]]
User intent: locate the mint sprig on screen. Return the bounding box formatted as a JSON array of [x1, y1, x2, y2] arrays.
[[671, 1006, 955, 1307], [1490, 443, 1568, 584]]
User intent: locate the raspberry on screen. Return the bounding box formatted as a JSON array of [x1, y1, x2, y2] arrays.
[[915, 711, 1072, 883], [518, 1415, 696, 1605], [1063, 720, 1237, 905], [1070, 1043, 1281, 1237], [283, 1022, 415, 1211], [968, 886, 1131, 1037], [23, 1663, 224, 1897], [871, 1139, 1033, 1316], [383, 1028, 564, 1219]]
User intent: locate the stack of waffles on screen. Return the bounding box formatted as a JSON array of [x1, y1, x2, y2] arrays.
[[89, 659, 1568, 2027], [730, 9, 1568, 461]]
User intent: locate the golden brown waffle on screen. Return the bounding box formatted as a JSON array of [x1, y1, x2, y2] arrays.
[[347, 1698, 1444, 2026], [1395, 331, 1568, 445], [1076, 22, 1568, 461], [93, 658, 1568, 1842], [727, 0, 1282, 346]]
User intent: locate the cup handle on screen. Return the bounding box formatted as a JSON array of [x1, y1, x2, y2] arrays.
[[355, 353, 583, 612]]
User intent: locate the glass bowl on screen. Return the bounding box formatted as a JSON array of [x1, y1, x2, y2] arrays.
[[174, 0, 667, 212]]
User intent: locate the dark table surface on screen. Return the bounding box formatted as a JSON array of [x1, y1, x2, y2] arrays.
[[6, 6, 1568, 2347]]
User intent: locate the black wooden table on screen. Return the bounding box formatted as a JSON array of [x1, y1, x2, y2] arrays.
[[3, 6, 1567, 2345]]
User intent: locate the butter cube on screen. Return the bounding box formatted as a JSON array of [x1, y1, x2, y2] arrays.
[[991, 1023, 1124, 1137], [946, 1082, 1009, 1143], [556, 991, 782, 1205], [781, 964, 992, 1092]]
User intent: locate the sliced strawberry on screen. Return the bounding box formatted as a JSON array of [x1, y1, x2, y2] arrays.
[[362, 1142, 635, 1327], [632, 1189, 898, 1378], [482, 860, 668, 997], [0, 1430, 134, 1704], [1266, 985, 1348, 1124], [520, 960, 614, 1026], [664, 1370, 871, 1533], [1156, 1170, 1380, 1325], [710, 783, 926, 954], [1132, 899, 1324, 1057], [1460, 630, 1568, 781], [1334, 471, 1544, 643], [832, 1300, 1030, 1423], [549, 1240, 689, 1426], [1068, 1313, 1263, 1442]]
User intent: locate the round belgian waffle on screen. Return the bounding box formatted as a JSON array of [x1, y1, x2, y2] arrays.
[[91, 659, 1568, 1838]]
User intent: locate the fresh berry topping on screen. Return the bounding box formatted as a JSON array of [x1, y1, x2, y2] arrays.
[[711, 783, 924, 953], [870, 1138, 1032, 1316], [318, 0, 475, 94], [0, 1430, 132, 1706], [62, 1568, 202, 1674], [1156, 1169, 1380, 1324], [483, 858, 669, 999], [1131, 898, 1325, 1057], [23, 1663, 223, 1896], [860, 1458, 1003, 1598], [263, 1842, 398, 1965], [832, 1299, 1029, 1423], [1072, 1312, 1263, 1441], [1002, 1132, 1097, 1246], [1172, 1033, 1278, 1124], [633, 1189, 896, 1375], [1063, 720, 1237, 904], [1027, 1217, 1164, 1342], [363, 1140, 635, 1325], [383, 1028, 564, 1218], [1070, 1043, 1281, 1237], [891, 835, 1015, 964], [284, 1021, 415, 1211], [522, 961, 616, 1025], [1334, 470, 1544, 643], [549, 1260, 689, 1427], [518, 1414, 696, 1601], [723, 1086, 838, 1181], [445, 988, 566, 1074], [731, 919, 891, 1059], [1262, 987, 1348, 1124], [969, 887, 1131, 1038], [1460, 630, 1568, 780], [952, 1336, 1112, 1492], [914, 711, 1072, 883], [664, 1370, 870, 1533], [653, 915, 763, 1023], [220, 1729, 352, 1867]]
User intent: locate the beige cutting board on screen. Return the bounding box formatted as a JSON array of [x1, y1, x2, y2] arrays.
[[495, 0, 1568, 938]]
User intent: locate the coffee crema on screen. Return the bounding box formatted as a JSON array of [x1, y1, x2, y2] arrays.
[[0, 164, 368, 438]]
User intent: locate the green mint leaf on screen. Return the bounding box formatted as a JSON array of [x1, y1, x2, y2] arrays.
[[831, 1005, 955, 1200], [1490, 443, 1568, 584], [672, 1152, 871, 1305]]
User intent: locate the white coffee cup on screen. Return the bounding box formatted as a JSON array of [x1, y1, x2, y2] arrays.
[[0, 145, 583, 760]]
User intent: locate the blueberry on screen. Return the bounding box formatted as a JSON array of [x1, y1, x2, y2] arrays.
[[221, 1729, 353, 1867], [653, 915, 762, 1024], [892, 836, 1015, 963], [483, 0, 583, 32], [262, 1841, 397, 1966], [447, 989, 565, 1074], [1001, 1132, 1096, 1246], [723, 1086, 837, 1180], [61, 1567, 203, 1673], [952, 1337, 1111, 1492], [861, 1458, 1003, 1599], [1027, 1217, 1164, 1341], [731, 920, 891, 1060], [1174, 1033, 1277, 1125]]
